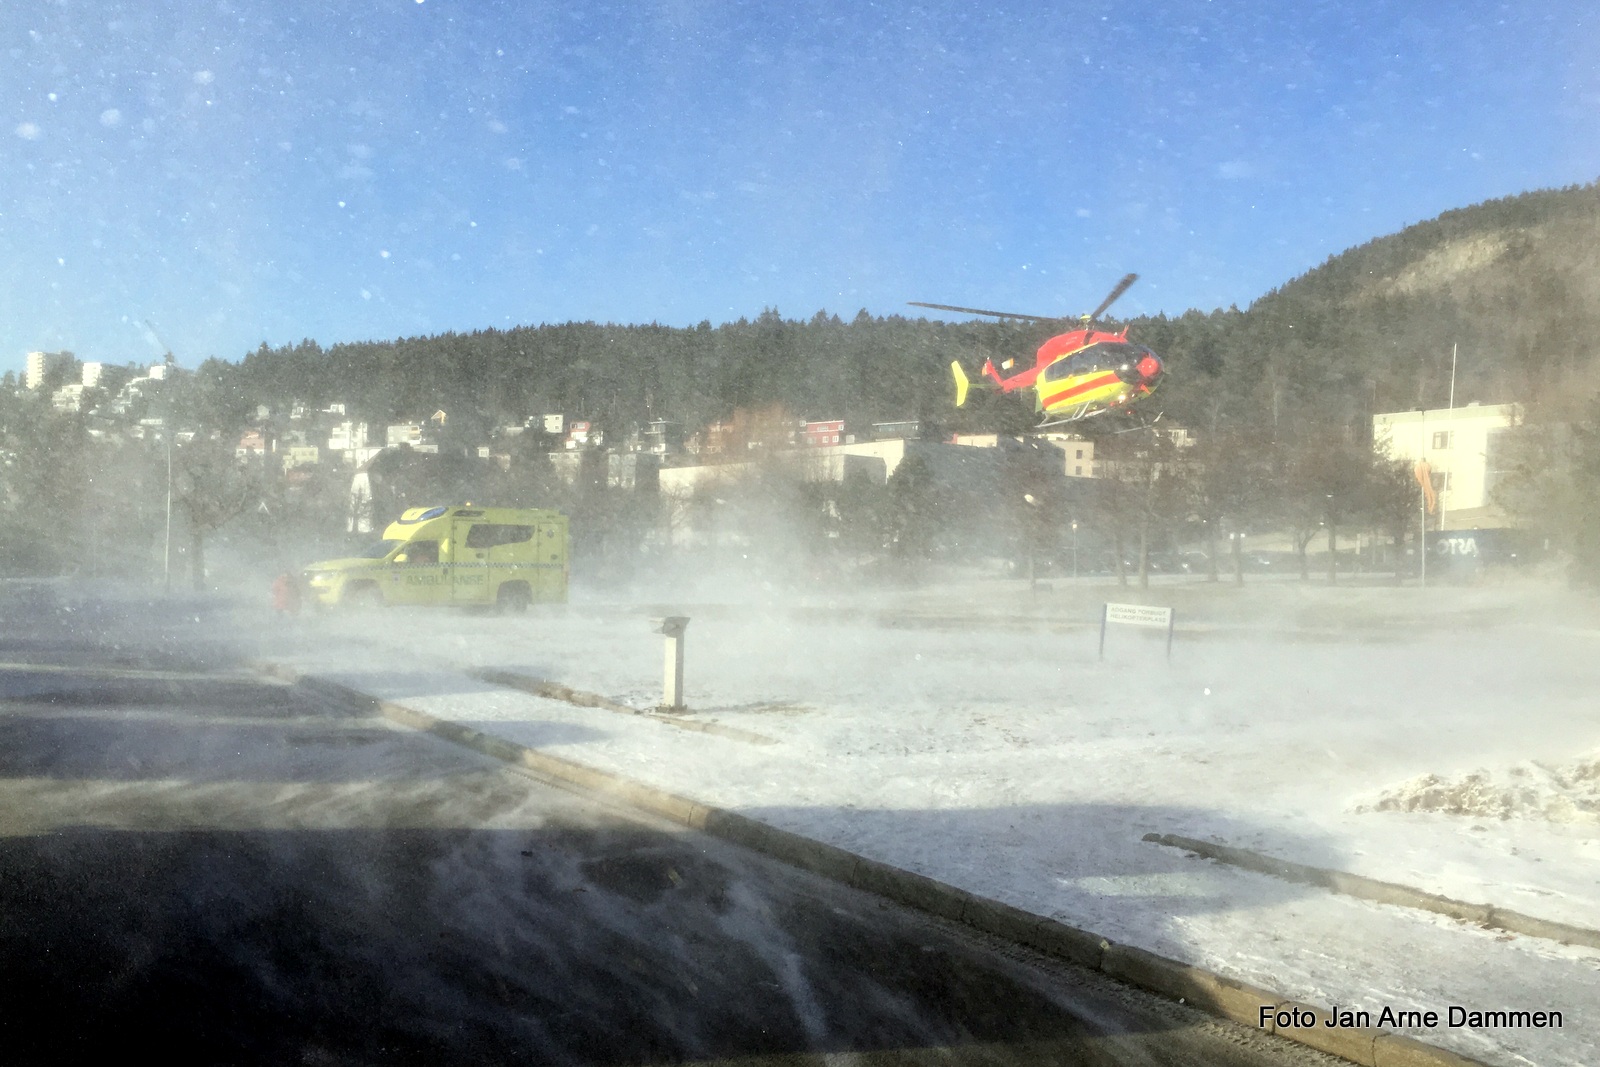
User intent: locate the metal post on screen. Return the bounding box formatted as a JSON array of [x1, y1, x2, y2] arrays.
[[1437, 429, 1449, 534], [1418, 408, 1427, 589], [656, 616, 689, 710], [163, 430, 172, 594], [1438, 471, 1448, 534], [1448, 342, 1457, 411], [1419, 486, 1427, 589], [1097, 603, 1107, 661], [1166, 612, 1175, 663]]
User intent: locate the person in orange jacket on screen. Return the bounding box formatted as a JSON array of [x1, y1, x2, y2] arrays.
[[271, 571, 303, 616]]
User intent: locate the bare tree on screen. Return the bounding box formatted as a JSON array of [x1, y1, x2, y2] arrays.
[[1363, 450, 1421, 581], [1273, 427, 1370, 582], [171, 434, 259, 590], [1493, 396, 1600, 585]]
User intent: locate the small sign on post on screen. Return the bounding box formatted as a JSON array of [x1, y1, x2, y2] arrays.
[[655, 616, 689, 710], [1100, 602, 1175, 662]]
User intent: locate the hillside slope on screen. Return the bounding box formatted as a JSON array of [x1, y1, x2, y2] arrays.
[[211, 182, 1600, 439], [1240, 181, 1600, 417], [1277, 182, 1600, 312]]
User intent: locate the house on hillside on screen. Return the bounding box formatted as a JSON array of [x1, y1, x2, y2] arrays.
[[799, 419, 848, 447], [640, 420, 684, 455], [51, 383, 89, 413], [871, 420, 920, 440]]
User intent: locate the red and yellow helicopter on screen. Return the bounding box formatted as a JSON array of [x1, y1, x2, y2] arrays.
[[911, 273, 1164, 429]]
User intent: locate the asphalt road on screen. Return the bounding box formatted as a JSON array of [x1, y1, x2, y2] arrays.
[[0, 585, 1336, 1066]]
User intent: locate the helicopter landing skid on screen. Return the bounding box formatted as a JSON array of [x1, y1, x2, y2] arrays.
[[1105, 410, 1165, 434], [1034, 403, 1097, 430], [1034, 407, 1163, 434]]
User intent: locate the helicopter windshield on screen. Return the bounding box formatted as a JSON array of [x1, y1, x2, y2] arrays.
[[1043, 342, 1146, 381]]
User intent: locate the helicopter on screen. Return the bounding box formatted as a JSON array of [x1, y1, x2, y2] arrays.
[[911, 273, 1164, 430]]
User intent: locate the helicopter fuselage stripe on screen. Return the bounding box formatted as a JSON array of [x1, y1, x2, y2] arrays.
[[1041, 372, 1121, 408]]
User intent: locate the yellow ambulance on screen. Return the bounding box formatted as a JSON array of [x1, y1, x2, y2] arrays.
[[302, 505, 568, 611]]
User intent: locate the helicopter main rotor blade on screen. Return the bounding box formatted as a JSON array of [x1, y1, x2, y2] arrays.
[[908, 301, 1057, 322], [1086, 273, 1139, 322]]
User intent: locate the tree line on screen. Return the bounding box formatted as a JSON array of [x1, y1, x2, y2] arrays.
[[6, 178, 1600, 585]]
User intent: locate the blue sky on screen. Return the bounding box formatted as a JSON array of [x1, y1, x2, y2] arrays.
[[1, 0, 1596, 374]]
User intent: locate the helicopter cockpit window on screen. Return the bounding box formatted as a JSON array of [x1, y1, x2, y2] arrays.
[[1046, 343, 1126, 381], [1095, 343, 1139, 366], [1098, 343, 1155, 384], [1043, 349, 1096, 381], [1041, 358, 1075, 383]]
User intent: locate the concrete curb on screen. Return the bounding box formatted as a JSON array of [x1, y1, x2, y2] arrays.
[[466, 666, 779, 746], [259, 660, 1494, 1067], [1144, 832, 1600, 952]]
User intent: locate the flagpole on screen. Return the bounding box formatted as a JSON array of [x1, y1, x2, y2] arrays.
[[1448, 343, 1457, 410]]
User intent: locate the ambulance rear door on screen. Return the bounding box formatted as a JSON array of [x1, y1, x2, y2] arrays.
[[534, 518, 568, 602]]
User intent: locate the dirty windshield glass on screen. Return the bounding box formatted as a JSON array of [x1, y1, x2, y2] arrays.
[[1, 2, 1596, 1065]]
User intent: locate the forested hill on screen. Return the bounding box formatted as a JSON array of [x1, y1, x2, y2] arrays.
[[1190, 180, 1600, 420], [215, 179, 1600, 440], [1269, 181, 1600, 316]]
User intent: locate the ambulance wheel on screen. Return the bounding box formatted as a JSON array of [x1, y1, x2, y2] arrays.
[[496, 582, 531, 615]]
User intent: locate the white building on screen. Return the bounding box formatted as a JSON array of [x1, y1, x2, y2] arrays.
[[281, 446, 321, 471], [656, 441, 912, 500], [51, 383, 88, 413], [950, 431, 1108, 479], [25, 350, 71, 390], [820, 439, 910, 482], [329, 420, 369, 451], [386, 423, 422, 447], [1372, 402, 1522, 530], [1038, 434, 1098, 478]]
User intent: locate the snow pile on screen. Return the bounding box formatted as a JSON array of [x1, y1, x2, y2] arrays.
[[1358, 753, 1600, 823]]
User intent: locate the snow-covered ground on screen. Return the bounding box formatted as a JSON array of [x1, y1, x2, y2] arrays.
[[257, 571, 1600, 1067]]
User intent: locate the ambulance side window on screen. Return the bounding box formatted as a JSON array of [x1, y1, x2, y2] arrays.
[[466, 524, 533, 549], [403, 540, 439, 564]]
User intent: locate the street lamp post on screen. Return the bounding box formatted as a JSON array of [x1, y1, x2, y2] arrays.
[[1071, 520, 1079, 580], [145, 322, 178, 595], [1326, 493, 1335, 584], [164, 428, 172, 593], [1417, 406, 1427, 589]]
